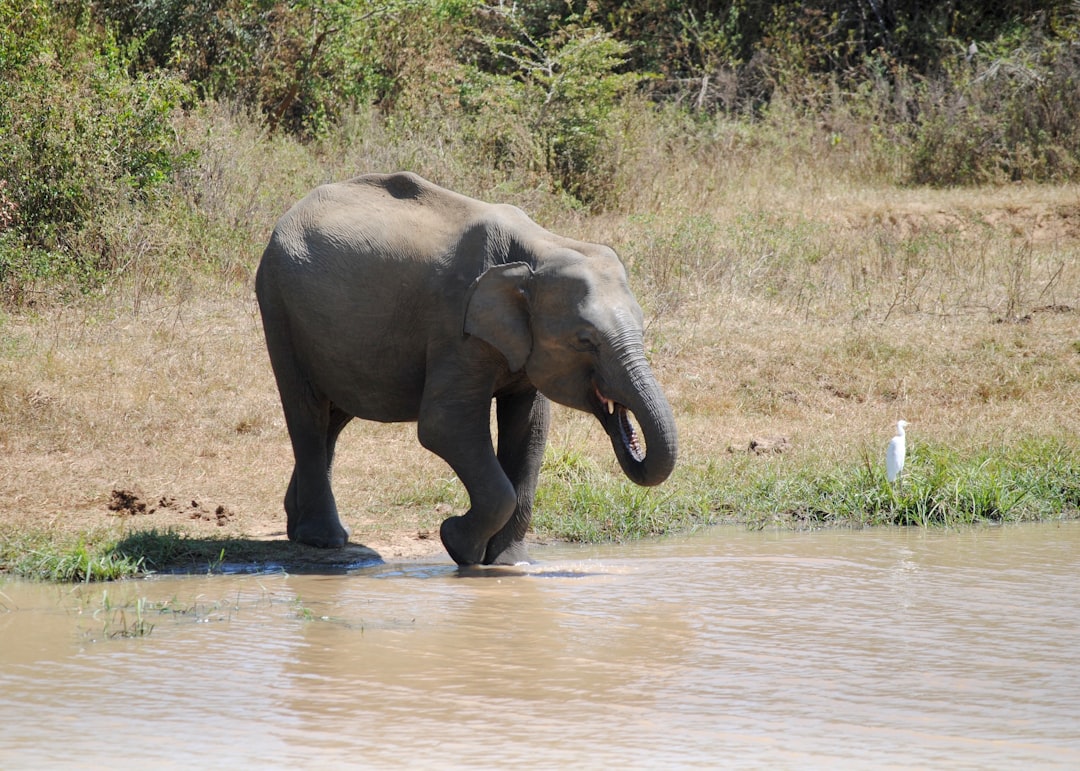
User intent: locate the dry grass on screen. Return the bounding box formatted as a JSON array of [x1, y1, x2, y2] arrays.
[[1, 106, 1078, 568]]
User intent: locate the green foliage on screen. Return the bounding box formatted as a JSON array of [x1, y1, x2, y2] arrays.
[[94, 592, 156, 638], [0, 530, 146, 582], [92, 0, 477, 137], [887, 439, 1080, 526], [0, 4, 192, 299], [2, 527, 311, 581], [725, 437, 1080, 529], [0, 0, 51, 68], [765, 3, 1080, 185], [464, 14, 643, 206], [1, 1, 1079, 304], [535, 446, 714, 541]]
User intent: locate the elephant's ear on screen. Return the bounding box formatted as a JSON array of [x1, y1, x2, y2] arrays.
[[464, 262, 533, 372]]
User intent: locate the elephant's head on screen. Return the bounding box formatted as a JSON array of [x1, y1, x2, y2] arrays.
[[464, 249, 677, 487]]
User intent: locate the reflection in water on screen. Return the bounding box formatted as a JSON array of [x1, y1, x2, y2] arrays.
[[2, 522, 1079, 768]]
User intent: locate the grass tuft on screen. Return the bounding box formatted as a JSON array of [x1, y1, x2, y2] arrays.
[[0, 530, 146, 582]]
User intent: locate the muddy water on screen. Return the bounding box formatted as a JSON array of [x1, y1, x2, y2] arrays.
[[2, 523, 1079, 769]]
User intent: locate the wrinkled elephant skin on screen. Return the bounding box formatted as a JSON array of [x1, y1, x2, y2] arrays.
[[255, 172, 677, 565]]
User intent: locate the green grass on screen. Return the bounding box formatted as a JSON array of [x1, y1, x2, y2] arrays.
[[0, 527, 271, 581], [0, 530, 148, 582], [533, 437, 1079, 542], [94, 592, 156, 639], [76, 586, 267, 640]]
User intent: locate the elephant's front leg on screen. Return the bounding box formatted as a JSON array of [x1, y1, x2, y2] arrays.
[[418, 397, 517, 566], [485, 389, 551, 565]]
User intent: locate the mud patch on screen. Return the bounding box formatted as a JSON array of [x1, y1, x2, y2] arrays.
[[856, 202, 1080, 243], [218, 542, 384, 574], [107, 489, 235, 526], [186, 501, 236, 527], [107, 489, 150, 517]]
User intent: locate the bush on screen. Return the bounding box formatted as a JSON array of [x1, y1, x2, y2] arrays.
[[464, 13, 644, 207], [3, 0, 1080, 305], [0, 6, 192, 300], [910, 34, 1080, 185], [92, 0, 478, 138]]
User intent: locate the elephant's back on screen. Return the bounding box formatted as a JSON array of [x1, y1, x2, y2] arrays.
[[268, 172, 484, 266]]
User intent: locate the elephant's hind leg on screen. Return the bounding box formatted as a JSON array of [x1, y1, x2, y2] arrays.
[[281, 393, 350, 548], [283, 405, 352, 545], [261, 318, 349, 548]]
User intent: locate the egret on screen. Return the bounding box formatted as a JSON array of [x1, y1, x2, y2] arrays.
[[886, 420, 909, 484]]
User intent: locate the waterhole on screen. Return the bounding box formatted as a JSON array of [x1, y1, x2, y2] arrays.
[[2, 522, 1078, 768]]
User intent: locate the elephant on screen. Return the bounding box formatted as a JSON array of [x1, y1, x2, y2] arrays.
[[255, 171, 677, 566]]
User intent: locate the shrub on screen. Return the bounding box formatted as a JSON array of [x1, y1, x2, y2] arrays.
[[0, 7, 192, 300], [92, 0, 479, 138], [463, 13, 644, 208], [910, 34, 1080, 185]]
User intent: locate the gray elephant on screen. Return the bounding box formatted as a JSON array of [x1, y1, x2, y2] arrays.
[[255, 172, 677, 565]]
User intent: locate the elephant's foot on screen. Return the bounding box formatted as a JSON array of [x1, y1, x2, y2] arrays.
[[484, 539, 532, 566], [292, 516, 350, 549], [440, 516, 488, 566]]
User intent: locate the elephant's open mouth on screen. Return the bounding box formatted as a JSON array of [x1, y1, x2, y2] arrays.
[[596, 388, 646, 463]]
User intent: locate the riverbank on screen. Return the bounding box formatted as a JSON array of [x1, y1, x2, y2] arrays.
[[2, 180, 1077, 580]]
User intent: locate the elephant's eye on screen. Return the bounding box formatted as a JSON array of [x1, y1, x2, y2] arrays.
[[572, 332, 599, 352]]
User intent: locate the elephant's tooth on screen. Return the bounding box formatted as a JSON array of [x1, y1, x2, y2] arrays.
[[594, 386, 616, 415]]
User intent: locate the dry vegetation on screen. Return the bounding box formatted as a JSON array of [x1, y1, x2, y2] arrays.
[[1, 101, 1077, 570]]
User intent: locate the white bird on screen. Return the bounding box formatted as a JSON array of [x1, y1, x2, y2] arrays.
[[886, 420, 909, 484]]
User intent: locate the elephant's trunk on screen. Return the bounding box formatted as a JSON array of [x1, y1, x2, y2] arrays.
[[597, 328, 678, 487]]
